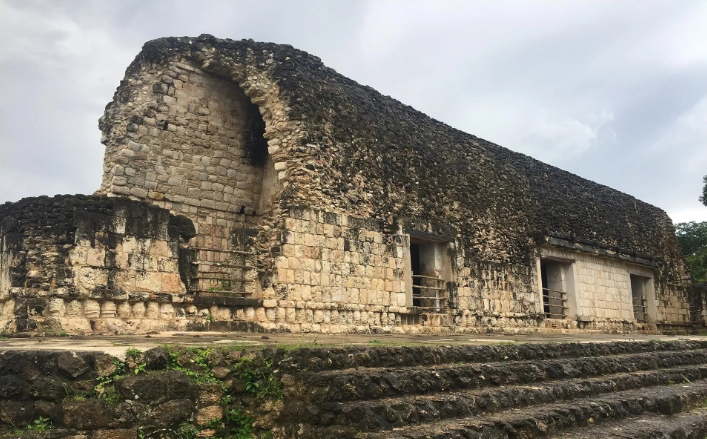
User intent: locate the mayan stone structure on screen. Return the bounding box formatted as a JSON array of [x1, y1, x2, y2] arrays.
[[0, 34, 703, 334]]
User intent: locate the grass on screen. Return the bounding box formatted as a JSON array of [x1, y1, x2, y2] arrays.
[[3, 416, 52, 437], [62, 383, 92, 402]]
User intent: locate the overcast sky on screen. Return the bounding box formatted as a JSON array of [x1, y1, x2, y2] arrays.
[[1, 0, 706, 223]]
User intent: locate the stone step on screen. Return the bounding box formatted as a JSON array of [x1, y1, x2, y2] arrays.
[[548, 407, 707, 438], [297, 348, 707, 403], [278, 340, 707, 373], [352, 380, 707, 439], [289, 363, 707, 432]]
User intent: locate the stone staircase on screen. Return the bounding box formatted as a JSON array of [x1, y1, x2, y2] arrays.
[[277, 340, 707, 439]]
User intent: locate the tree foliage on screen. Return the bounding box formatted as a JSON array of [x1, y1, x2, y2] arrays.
[[675, 221, 707, 282], [701, 175, 707, 207]]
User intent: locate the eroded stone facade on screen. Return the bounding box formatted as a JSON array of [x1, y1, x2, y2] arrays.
[[0, 196, 197, 333], [0, 35, 700, 334]]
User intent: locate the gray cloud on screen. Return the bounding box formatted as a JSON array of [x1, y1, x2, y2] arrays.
[[1, 0, 706, 223]]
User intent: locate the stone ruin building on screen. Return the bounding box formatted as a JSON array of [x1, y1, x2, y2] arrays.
[[0, 35, 703, 335]]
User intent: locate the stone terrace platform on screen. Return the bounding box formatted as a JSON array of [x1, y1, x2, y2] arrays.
[[4, 334, 707, 437], [1, 331, 705, 358]]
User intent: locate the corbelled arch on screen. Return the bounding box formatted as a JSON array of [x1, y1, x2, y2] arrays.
[[97, 40, 303, 298]]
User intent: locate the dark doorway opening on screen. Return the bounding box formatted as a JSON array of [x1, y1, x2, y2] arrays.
[[541, 263, 550, 317], [630, 274, 648, 323], [411, 243, 421, 307], [539, 259, 571, 319]]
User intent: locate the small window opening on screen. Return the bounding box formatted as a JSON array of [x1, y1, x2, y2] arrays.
[[540, 259, 572, 319], [630, 274, 650, 323], [410, 239, 447, 312], [237, 89, 280, 215], [243, 99, 268, 167]]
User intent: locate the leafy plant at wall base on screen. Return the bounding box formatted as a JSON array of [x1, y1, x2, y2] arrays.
[[223, 408, 255, 439], [232, 356, 283, 400], [28, 417, 52, 433], [133, 362, 147, 375], [164, 346, 219, 383], [125, 347, 142, 359], [176, 423, 200, 439], [4, 416, 53, 436], [95, 358, 126, 404]]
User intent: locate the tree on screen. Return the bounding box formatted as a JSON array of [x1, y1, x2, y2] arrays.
[[675, 221, 707, 282], [701, 175, 707, 207]]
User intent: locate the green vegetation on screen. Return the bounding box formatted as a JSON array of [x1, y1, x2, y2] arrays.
[[493, 341, 517, 346], [222, 407, 255, 439], [95, 358, 125, 405], [160, 346, 281, 438], [125, 347, 143, 359], [3, 416, 52, 436], [232, 356, 283, 400], [674, 221, 707, 281], [62, 383, 91, 402], [208, 279, 231, 292], [165, 346, 219, 383], [700, 175, 707, 207], [17, 346, 284, 438], [176, 423, 201, 439]]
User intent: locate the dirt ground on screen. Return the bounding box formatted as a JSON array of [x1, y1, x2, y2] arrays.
[[1, 331, 705, 358]]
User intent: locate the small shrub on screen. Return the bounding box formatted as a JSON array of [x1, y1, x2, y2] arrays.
[[224, 408, 254, 439], [232, 356, 282, 400], [95, 358, 126, 404], [164, 346, 218, 383], [5, 416, 53, 436], [176, 423, 200, 439], [125, 347, 142, 359]]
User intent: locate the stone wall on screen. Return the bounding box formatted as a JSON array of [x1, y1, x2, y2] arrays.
[[539, 243, 691, 331], [98, 45, 301, 298], [97, 57, 284, 297], [454, 260, 540, 332], [0, 195, 196, 334], [87, 35, 696, 334], [269, 208, 405, 333], [0, 347, 285, 438], [260, 208, 542, 333], [2, 35, 694, 335], [98, 60, 269, 214], [4, 341, 707, 438]]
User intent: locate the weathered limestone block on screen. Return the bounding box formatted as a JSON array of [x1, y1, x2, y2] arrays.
[[84, 300, 101, 319], [196, 405, 223, 425], [76, 267, 109, 296], [86, 248, 106, 267], [159, 303, 174, 320], [161, 273, 182, 293], [46, 298, 66, 317], [136, 272, 162, 293], [132, 302, 146, 319], [65, 300, 82, 317], [145, 302, 159, 319], [101, 301, 117, 319]]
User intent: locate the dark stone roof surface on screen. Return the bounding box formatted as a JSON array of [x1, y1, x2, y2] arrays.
[[0, 195, 195, 242], [116, 35, 681, 270]]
